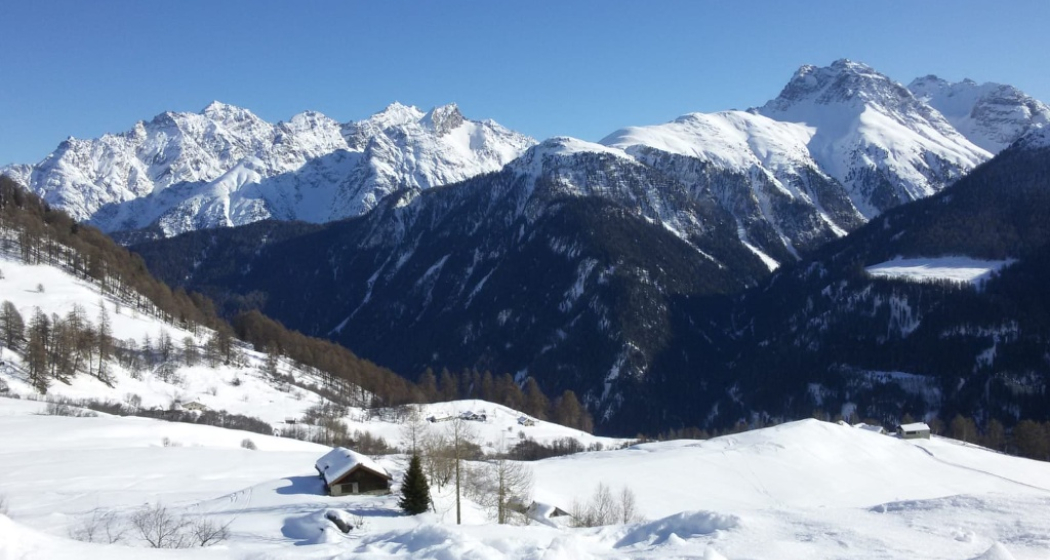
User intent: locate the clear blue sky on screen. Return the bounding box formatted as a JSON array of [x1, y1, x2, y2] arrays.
[[2, 0, 1048, 166]]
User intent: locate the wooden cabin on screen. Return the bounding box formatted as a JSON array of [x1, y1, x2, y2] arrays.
[[315, 447, 392, 496]]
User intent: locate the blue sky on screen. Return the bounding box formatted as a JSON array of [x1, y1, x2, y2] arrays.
[[2, 0, 1048, 166]]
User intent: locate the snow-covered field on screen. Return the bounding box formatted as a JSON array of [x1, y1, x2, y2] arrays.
[[866, 256, 1014, 285], [2, 397, 1049, 559]]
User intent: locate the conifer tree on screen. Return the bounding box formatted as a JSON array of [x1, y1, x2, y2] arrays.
[[398, 454, 431, 515]]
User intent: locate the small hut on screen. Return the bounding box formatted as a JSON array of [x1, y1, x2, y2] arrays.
[[315, 447, 392, 496], [896, 422, 931, 440]]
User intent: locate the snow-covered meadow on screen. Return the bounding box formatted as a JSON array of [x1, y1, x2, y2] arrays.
[[866, 256, 1015, 285], [2, 397, 1050, 559]]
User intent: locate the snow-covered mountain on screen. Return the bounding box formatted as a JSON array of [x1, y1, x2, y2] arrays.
[[2, 102, 534, 237], [754, 59, 991, 217], [132, 137, 774, 427], [6, 59, 1044, 250], [909, 75, 1050, 153], [601, 110, 865, 260]]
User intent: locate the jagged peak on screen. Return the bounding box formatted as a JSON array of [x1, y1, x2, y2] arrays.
[[284, 110, 339, 132], [366, 102, 426, 128], [761, 59, 914, 113], [421, 103, 465, 136], [200, 100, 258, 121]]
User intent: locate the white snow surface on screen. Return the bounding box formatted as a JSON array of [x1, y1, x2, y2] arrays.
[[866, 256, 1014, 285], [602, 110, 819, 178]]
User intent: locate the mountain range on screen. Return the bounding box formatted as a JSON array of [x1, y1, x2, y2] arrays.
[[6, 59, 1050, 433], [2, 101, 534, 238]]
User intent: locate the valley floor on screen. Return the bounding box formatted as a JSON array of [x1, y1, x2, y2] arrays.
[[2, 397, 1049, 559]]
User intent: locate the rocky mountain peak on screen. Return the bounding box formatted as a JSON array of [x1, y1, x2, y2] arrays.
[[421, 103, 465, 136], [762, 59, 914, 112]]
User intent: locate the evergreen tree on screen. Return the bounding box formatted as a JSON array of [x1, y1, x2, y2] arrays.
[[398, 454, 431, 515]]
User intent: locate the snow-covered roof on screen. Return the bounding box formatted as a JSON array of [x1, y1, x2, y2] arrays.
[[529, 501, 570, 518], [899, 422, 931, 432], [315, 447, 391, 486]]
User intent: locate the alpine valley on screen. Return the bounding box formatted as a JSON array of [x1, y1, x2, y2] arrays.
[[7, 59, 1050, 434]]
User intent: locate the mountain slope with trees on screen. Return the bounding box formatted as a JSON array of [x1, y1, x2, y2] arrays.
[[638, 129, 1050, 441]]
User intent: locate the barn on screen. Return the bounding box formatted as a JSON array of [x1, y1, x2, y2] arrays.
[[315, 447, 392, 496], [896, 422, 931, 440]]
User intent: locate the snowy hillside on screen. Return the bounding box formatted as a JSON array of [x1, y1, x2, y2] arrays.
[[910, 76, 1050, 153], [2, 400, 1048, 559], [755, 59, 991, 217], [0, 250, 618, 451], [1, 101, 534, 237]]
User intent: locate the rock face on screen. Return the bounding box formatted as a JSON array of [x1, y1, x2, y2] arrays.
[[909, 75, 1050, 153], [2, 101, 534, 237]]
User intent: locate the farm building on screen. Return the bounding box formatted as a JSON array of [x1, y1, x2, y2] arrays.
[[896, 422, 931, 440], [315, 447, 392, 496]]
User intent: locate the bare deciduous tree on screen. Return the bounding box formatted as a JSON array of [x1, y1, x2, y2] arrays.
[[468, 454, 533, 525], [130, 504, 192, 549], [398, 405, 430, 456], [190, 516, 231, 547], [570, 482, 642, 527], [619, 486, 643, 524]]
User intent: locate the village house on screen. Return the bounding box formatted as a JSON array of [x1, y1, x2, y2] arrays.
[[181, 401, 209, 412], [896, 422, 931, 440], [315, 447, 392, 496]]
